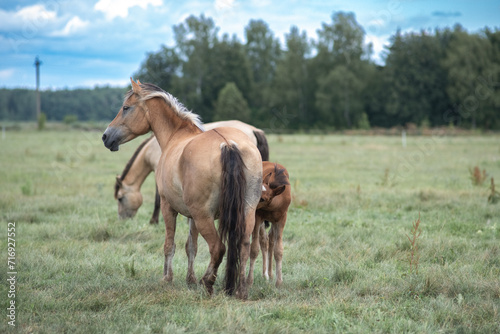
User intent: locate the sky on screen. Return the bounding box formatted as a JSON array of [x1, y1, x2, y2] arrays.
[[0, 0, 498, 90]]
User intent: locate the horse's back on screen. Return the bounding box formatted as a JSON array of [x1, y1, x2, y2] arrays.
[[204, 121, 259, 147], [177, 127, 262, 217]]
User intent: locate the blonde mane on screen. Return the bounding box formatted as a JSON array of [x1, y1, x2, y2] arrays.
[[127, 83, 205, 131]]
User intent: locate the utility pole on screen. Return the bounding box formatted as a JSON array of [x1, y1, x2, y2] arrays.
[[34, 56, 42, 120]]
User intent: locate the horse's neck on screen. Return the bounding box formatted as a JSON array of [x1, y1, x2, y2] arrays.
[[122, 145, 154, 190], [147, 99, 201, 150]]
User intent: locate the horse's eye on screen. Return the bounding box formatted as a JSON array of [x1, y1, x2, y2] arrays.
[[259, 198, 265, 202], [123, 106, 130, 111], [118, 197, 124, 202]]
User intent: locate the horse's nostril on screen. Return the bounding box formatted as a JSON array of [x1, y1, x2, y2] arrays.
[[102, 133, 107, 142]]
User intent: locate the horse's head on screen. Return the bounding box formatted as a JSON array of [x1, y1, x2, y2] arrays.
[[115, 175, 143, 219], [102, 78, 150, 151], [258, 163, 289, 209]]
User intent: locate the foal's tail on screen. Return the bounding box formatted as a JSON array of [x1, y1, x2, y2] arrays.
[[218, 142, 247, 295], [253, 130, 269, 161]]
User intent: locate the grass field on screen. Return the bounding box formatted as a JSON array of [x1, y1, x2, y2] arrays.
[[1, 125, 499, 333]]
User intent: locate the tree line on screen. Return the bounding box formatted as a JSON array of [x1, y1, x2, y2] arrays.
[[1, 12, 499, 130], [0, 86, 125, 124]]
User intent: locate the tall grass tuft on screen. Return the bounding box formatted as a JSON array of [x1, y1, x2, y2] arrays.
[[469, 166, 488, 186], [488, 177, 500, 204], [406, 213, 422, 275], [21, 180, 33, 196]]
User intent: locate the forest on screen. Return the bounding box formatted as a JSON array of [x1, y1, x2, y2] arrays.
[[1, 12, 499, 130]]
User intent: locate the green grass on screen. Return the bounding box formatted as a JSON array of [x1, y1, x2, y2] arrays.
[[1, 126, 499, 333]]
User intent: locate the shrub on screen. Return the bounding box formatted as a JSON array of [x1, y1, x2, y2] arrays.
[[37, 112, 46, 130], [63, 114, 78, 125]]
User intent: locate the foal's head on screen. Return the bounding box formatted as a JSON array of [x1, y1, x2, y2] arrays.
[[258, 163, 290, 209], [102, 79, 151, 151], [115, 176, 143, 219]]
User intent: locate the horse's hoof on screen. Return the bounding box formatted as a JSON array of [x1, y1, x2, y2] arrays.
[[235, 287, 248, 300], [200, 277, 214, 295], [186, 274, 197, 285]]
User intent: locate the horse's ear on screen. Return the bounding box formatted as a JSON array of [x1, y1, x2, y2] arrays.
[[263, 171, 272, 184], [131, 78, 142, 94], [137, 79, 142, 85], [273, 185, 286, 197]]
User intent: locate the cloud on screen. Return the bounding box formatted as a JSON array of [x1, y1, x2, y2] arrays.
[[215, 0, 235, 10], [0, 69, 15, 80], [365, 34, 390, 65], [15, 4, 57, 22], [432, 11, 462, 18], [0, 4, 57, 31], [52, 16, 89, 36], [94, 0, 163, 20]]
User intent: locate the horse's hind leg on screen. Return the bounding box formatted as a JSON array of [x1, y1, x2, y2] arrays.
[[272, 215, 287, 287], [235, 210, 256, 300], [161, 201, 177, 282], [259, 222, 269, 280], [193, 217, 225, 295], [267, 224, 275, 281], [185, 218, 199, 284], [247, 215, 264, 287]]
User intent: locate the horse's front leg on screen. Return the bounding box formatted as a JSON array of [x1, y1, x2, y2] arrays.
[[185, 217, 199, 284], [247, 214, 264, 287], [161, 199, 177, 282]]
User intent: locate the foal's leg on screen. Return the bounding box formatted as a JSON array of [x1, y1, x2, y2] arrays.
[[161, 200, 177, 282], [235, 210, 256, 300], [193, 216, 225, 295], [273, 214, 287, 287], [247, 215, 264, 287], [259, 222, 270, 280], [185, 217, 199, 284], [267, 224, 275, 281]]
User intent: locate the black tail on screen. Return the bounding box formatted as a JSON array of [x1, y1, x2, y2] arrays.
[[253, 130, 269, 161], [218, 143, 247, 295]]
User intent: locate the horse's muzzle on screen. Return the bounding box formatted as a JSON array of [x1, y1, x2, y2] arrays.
[[102, 127, 122, 151]]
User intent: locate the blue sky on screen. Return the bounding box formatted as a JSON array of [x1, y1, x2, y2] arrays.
[[0, 0, 498, 90]]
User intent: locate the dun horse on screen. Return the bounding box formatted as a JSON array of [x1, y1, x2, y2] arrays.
[[102, 79, 262, 299], [114, 121, 269, 224]]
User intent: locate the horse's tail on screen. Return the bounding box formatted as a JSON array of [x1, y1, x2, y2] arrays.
[[253, 130, 269, 161], [218, 142, 247, 295]]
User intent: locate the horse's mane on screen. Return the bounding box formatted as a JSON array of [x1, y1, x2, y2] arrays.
[[125, 83, 205, 131], [269, 164, 290, 189], [114, 135, 154, 199]]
